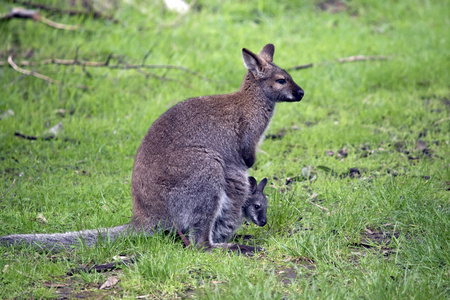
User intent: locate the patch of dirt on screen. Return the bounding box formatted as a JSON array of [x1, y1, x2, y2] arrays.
[[349, 228, 399, 260], [44, 272, 123, 299], [266, 128, 287, 140], [276, 257, 316, 285], [339, 167, 361, 179], [361, 228, 399, 246], [316, 0, 347, 13]]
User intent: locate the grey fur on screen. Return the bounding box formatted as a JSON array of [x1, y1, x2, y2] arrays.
[[0, 225, 132, 251], [130, 44, 303, 254], [1, 44, 303, 254]]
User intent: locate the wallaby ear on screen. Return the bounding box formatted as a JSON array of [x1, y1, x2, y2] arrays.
[[242, 48, 265, 76], [248, 176, 258, 194], [259, 44, 275, 62], [258, 178, 268, 191]]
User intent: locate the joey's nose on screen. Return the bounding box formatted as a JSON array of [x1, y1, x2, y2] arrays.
[[259, 219, 267, 227]]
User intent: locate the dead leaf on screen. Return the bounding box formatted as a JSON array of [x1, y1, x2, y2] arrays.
[[2, 264, 9, 273], [99, 276, 119, 290], [43, 122, 64, 138], [113, 255, 129, 261], [37, 213, 48, 223], [0, 109, 14, 120], [365, 228, 374, 234]]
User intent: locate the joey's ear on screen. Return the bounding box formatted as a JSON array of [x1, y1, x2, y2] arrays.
[[242, 48, 265, 76], [248, 176, 258, 194], [259, 44, 275, 62], [258, 178, 268, 191]]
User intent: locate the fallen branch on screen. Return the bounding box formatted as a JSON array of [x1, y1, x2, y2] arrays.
[[434, 117, 450, 125], [0, 7, 79, 30], [337, 55, 390, 63], [8, 55, 59, 85], [288, 55, 392, 71], [306, 193, 330, 213], [11, 0, 118, 23], [1, 55, 213, 82], [14, 131, 78, 143], [288, 63, 314, 71]]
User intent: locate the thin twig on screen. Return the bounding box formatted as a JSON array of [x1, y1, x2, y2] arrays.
[[337, 55, 390, 63], [288, 63, 314, 71], [1, 179, 16, 199], [434, 117, 450, 125], [1, 56, 213, 82], [288, 55, 392, 71], [8, 55, 59, 84], [0, 8, 79, 30], [306, 193, 330, 212], [39, 16, 79, 30]]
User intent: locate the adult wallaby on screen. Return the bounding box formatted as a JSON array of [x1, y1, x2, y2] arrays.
[[1, 44, 304, 254]]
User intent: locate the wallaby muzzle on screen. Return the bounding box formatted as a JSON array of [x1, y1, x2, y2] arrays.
[[297, 88, 305, 101]]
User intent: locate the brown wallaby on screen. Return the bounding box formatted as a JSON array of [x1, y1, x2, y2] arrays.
[[1, 44, 303, 254]]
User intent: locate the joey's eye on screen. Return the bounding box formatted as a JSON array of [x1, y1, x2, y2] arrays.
[[276, 79, 286, 85], [254, 204, 260, 209]]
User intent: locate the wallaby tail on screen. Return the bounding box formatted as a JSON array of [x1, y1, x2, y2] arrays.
[[0, 224, 133, 252]]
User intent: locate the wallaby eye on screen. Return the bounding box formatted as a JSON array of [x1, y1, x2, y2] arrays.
[[254, 204, 260, 209], [276, 79, 286, 85]]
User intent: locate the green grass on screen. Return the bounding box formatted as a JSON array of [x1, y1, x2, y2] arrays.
[[0, 0, 449, 298]]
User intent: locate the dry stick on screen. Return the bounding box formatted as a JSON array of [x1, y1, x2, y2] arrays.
[[38, 15, 79, 30], [8, 56, 88, 90], [0, 179, 16, 199], [8, 55, 59, 84], [11, 0, 118, 23], [337, 55, 390, 63], [0, 57, 213, 81], [288, 55, 391, 71], [0, 8, 79, 30], [306, 193, 330, 212], [434, 117, 450, 125]]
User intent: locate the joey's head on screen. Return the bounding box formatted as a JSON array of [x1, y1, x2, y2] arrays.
[[243, 177, 268, 227], [242, 44, 304, 102]]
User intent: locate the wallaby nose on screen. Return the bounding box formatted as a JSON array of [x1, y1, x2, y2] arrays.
[[297, 88, 304, 101], [259, 219, 267, 227]]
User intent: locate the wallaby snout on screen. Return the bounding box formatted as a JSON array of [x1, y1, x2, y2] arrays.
[[296, 87, 305, 101]]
